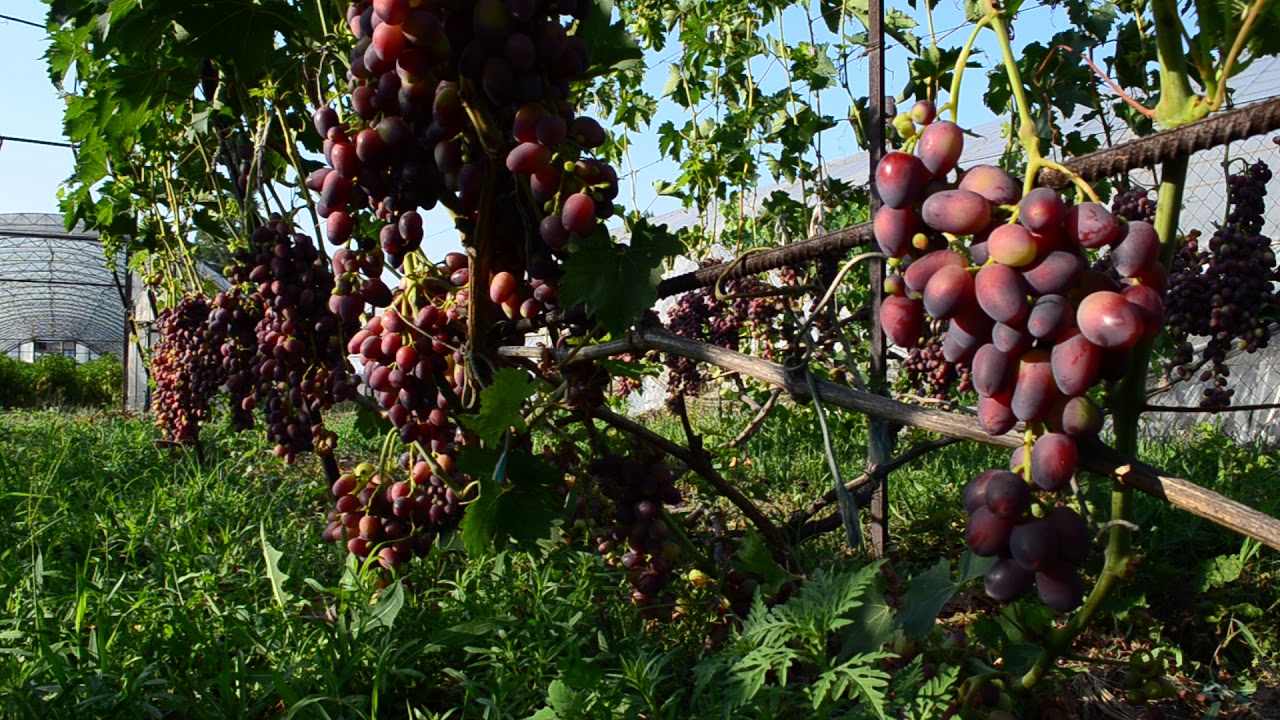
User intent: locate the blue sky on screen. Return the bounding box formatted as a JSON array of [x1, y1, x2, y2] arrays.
[[0, 0, 1076, 257]]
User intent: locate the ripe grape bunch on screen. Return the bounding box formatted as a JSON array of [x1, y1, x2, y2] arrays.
[[664, 262, 785, 399], [588, 454, 684, 607], [312, 0, 615, 337], [322, 455, 467, 571], [152, 295, 226, 445], [228, 219, 358, 461], [206, 289, 265, 433], [875, 100, 1169, 611], [344, 251, 470, 451], [1164, 160, 1278, 407], [1110, 187, 1157, 224]]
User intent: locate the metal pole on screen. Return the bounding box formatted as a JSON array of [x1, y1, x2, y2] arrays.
[[866, 0, 894, 557], [122, 253, 132, 413]]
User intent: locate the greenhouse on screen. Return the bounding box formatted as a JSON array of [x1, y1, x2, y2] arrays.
[[0, 212, 132, 363]]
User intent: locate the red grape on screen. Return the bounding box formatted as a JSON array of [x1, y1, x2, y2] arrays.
[[1030, 432, 1077, 491], [875, 151, 928, 209], [1011, 349, 1057, 423], [959, 165, 1021, 206], [562, 193, 597, 235], [922, 265, 975, 320], [904, 249, 966, 294], [1076, 291, 1143, 348], [1010, 518, 1059, 571], [975, 263, 1031, 325], [880, 296, 924, 347], [966, 507, 1015, 556], [1065, 202, 1120, 249], [1019, 188, 1066, 234], [988, 223, 1038, 267], [985, 558, 1034, 602], [916, 120, 963, 177], [921, 189, 992, 236]]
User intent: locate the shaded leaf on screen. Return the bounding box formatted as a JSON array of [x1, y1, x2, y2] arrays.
[[459, 368, 538, 445]]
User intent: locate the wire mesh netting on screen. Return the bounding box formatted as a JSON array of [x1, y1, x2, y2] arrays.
[[1136, 132, 1280, 444]]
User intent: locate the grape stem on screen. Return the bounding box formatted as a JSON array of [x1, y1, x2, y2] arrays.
[[1049, 45, 1155, 120], [989, 12, 1100, 204], [1207, 0, 1277, 113], [945, 16, 991, 125]]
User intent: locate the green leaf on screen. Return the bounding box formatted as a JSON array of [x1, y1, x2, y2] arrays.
[[1000, 642, 1042, 679], [457, 448, 564, 555], [576, 0, 643, 77], [957, 551, 996, 583], [546, 679, 581, 715], [842, 584, 896, 656], [360, 580, 405, 635], [259, 525, 292, 608], [560, 217, 682, 335], [895, 558, 956, 640], [353, 402, 391, 441], [459, 368, 538, 445], [734, 531, 796, 593], [1197, 553, 1246, 591]]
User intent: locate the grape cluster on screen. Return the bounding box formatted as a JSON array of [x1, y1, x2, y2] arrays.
[[588, 454, 684, 607], [322, 455, 466, 570], [228, 219, 357, 461], [207, 289, 265, 432], [1165, 160, 1278, 407], [314, 0, 612, 332], [152, 295, 224, 444], [664, 263, 785, 399], [345, 257, 469, 451], [1111, 187, 1157, 224], [964, 444, 1095, 611], [873, 100, 1169, 611], [900, 326, 972, 401]]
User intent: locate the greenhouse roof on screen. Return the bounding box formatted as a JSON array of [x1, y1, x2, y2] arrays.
[[0, 213, 129, 358]]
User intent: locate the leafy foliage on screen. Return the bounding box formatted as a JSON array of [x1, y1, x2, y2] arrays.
[[694, 563, 894, 717]]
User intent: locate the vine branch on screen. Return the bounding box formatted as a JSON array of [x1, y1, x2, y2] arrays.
[[498, 328, 1280, 552], [589, 404, 800, 572]]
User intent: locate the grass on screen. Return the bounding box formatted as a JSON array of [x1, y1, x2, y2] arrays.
[[0, 404, 1276, 718]]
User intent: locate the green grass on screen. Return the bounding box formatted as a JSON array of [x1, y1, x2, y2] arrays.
[[0, 406, 1275, 718]]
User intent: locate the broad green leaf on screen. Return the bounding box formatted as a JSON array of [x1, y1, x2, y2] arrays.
[[895, 558, 955, 640], [353, 402, 391, 441], [842, 584, 896, 656], [999, 642, 1043, 679], [957, 551, 997, 583], [576, 0, 643, 77], [457, 448, 564, 555], [546, 679, 580, 715], [734, 532, 796, 593], [459, 368, 538, 446], [560, 217, 682, 335]]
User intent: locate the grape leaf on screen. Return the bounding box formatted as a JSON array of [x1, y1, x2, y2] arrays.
[[577, 0, 643, 77], [895, 558, 956, 640], [459, 368, 538, 446], [560, 217, 683, 335], [457, 448, 564, 556], [354, 402, 391, 440], [735, 531, 797, 594]]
